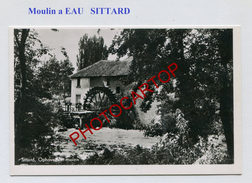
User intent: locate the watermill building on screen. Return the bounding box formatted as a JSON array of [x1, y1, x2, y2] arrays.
[[68, 57, 158, 126], [69, 57, 133, 109]]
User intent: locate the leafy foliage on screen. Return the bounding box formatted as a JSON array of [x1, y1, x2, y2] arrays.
[[76, 34, 108, 70], [14, 29, 74, 164], [37, 56, 74, 98], [84, 137, 205, 165], [109, 29, 234, 160], [56, 108, 74, 128], [144, 122, 163, 137], [16, 99, 57, 161]]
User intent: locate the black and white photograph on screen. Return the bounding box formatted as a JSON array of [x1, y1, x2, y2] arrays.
[[10, 27, 241, 174]]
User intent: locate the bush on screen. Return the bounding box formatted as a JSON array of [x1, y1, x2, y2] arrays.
[[144, 122, 163, 137], [143, 110, 180, 137], [56, 108, 73, 128], [83, 137, 206, 165], [83, 107, 208, 165], [16, 99, 57, 164], [84, 145, 154, 165]]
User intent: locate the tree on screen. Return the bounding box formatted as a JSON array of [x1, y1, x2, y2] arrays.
[[180, 29, 233, 159], [109, 29, 234, 161], [14, 29, 30, 164], [214, 30, 233, 160], [37, 56, 74, 98], [14, 29, 57, 164], [59, 58, 75, 98], [76, 34, 108, 70]]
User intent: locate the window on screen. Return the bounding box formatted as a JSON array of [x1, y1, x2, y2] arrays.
[[77, 78, 81, 88], [107, 79, 110, 86], [116, 86, 120, 93], [76, 95, 81, 111], [76, 95, 81, 104]]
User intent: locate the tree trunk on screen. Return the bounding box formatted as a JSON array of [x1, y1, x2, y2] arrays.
[[219, 56, 233, 162], [218, 29, 234, 162], [14, 29, 29, 164], [219, 83, 234, 162]]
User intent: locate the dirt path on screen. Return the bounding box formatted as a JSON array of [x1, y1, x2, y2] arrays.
[[53, 127, 161, 160]]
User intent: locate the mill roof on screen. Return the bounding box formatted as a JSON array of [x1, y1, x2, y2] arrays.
[[70, 57, 132, 78]]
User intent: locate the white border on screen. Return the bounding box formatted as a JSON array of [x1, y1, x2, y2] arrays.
[[9, 26, 242, 175]]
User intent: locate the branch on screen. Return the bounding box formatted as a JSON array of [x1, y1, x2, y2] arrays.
[[20, 29, 30, 46], [14, 31, 20, 48]]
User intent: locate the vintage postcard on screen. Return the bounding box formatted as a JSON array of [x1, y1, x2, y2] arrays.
[[10, 26, 241, 175]]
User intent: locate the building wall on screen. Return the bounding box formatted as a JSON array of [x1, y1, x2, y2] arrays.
[[71, 78, 90, 104], [70, 76, 159, 125], [134, 92, 161, 125], [109, 77, 125, 93], [90, 76, 129, 95], [90, 77, 106, 88], [70, 76, 128, 104]]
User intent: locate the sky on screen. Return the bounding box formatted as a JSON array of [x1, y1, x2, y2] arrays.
[[35, 28, 124, 72]]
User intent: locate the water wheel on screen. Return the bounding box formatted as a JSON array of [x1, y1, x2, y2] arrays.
[[83, 87, 117, 112], [83, 87, 133, 129]]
